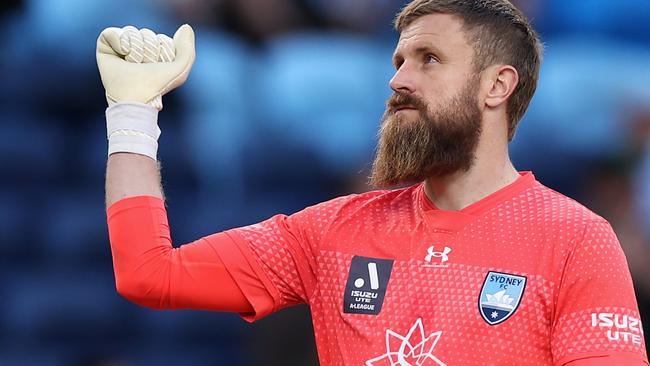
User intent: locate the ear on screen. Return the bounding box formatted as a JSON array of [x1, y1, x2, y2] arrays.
[[484, 65, 519, 109]]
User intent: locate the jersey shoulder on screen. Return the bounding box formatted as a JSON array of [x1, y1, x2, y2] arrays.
[[525, 180, 609, 230], [296, 184, 420, 232]]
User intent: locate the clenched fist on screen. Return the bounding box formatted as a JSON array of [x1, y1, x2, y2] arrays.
[[96, 24, 195, 110]]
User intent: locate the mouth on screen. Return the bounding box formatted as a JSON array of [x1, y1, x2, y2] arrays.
[[394, 105, 417, 112]]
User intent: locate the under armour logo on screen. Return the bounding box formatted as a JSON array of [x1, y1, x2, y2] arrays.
[[424, 246, 452, 267]]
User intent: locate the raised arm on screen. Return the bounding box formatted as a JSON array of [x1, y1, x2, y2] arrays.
[[96, 24, 193, 205], [97, 25, 252, 313]]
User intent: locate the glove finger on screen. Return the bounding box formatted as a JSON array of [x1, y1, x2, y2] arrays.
[[172, 24, 195, 68], [123, 26, 144, 63], [157, 34, 175, 62], [97, 27, 127, 56], [140, 28, 160, 63], [117, 26, 135, 56]]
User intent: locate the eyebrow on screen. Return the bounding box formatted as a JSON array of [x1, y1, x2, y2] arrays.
[[392, 43, 445, 67]]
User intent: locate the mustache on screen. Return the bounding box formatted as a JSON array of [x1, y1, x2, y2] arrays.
[[386, 92, 428, 114]]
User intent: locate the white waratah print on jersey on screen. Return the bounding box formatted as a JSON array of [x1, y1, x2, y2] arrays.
[[365, 318, 446, 366]]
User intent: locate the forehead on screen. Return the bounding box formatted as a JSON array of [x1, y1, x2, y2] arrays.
[[395, 13, 473, 58]]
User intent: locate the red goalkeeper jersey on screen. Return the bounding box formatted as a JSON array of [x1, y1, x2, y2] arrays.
[[107, 171, 648, 365]]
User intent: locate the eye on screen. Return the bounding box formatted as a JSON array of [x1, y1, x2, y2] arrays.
[[393, 58, 404, 71], [425, 54, 439, 64]]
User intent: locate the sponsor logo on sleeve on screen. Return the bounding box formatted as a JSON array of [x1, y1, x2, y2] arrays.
[[343, 256, 394, 315], [591, 313, 644, 345], [478, 271, 527, 325]]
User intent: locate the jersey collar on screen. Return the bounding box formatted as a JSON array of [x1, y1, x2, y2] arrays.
[[417, 171, 538, 232]]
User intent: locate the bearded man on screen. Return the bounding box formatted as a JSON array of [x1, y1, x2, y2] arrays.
[[97, 1, 648, 365]]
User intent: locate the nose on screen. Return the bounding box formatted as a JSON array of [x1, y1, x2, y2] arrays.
[[389, 65, 416, 94]]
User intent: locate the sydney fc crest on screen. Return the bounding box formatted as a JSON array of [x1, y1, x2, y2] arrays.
[[478, 271, 526, 325]]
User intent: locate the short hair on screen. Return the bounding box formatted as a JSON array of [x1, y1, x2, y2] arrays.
[[395, 0, 543, 141]]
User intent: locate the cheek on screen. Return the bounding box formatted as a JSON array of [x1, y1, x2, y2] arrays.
[[421, 88, 451, 112], [425, 71, 474, 107], [421, 73, 460, 103]]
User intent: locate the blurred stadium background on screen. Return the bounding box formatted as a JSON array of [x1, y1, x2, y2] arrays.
[[0, 0, 649, 365]]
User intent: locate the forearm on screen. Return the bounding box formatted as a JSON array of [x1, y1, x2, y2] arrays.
[[105, 153, 164, 207], [98, 24, 195, 207]]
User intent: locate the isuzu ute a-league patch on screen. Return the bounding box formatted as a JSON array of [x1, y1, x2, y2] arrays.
[[343, 256, 394, 315]]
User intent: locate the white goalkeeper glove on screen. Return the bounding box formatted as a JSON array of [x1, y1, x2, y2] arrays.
[[96, 24, 195, 159]]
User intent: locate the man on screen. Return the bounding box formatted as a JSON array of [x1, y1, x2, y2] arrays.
[[97, 1, 649, 365]]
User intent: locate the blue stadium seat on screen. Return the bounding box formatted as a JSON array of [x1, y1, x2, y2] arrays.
[[37, 188, 108, 262], [2, 269, 125, 342], [124, 344, 244, 366], [543, 0, 650, 42], [255, 32, 394, 175], [0, 113, 66, 182], [510, 37, 650, 191], [23, 0, 173, 53], [2, 0, 174, 113], [0, 189, 35, 259], [129, 307, 245, 343], [179, 30, 254, 204], [77, 116, 111, 184], [0, 346, 68, 366]]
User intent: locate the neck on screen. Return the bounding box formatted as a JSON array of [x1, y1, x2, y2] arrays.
[[424, 128, 519, 211]]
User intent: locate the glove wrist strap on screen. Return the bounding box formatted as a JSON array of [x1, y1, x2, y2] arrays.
[[106, 102, 161, 160]]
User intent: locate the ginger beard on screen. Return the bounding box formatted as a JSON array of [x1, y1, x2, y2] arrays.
[[370, 75, 483, 187]]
